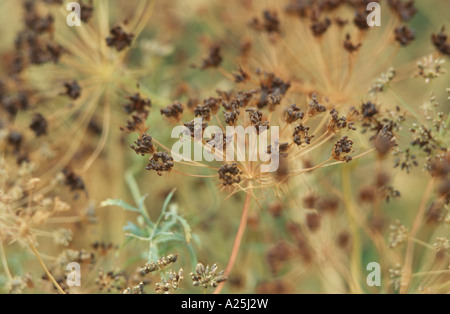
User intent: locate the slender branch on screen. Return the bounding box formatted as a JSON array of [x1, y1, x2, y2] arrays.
[[213, 191, 252, 294], [28, 240, 66, 294], [400, 178, 435, 294]]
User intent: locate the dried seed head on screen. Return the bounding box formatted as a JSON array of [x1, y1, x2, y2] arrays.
[[311, 17, 331, 36], [344, 33, 362, 52], [155, 269, 183, 294], [190, 263, 226, 288], [388, 0, 417, 22], [62, 168, 86, 192], [106, 26, 134, 51], [285, 104, 304, 124], [123, 93, 151, 116], [218, 163, 242, 186], [146, 152, 174, 176], [249, 10, 280, 34], [29, 113, 48, 137], [199, 44, 222, 69], [63, 81, 81, 100], [293, 124, 314, 146], [328, 109, 348, 132], [308, 93, 326, 116], [130, 133, 155, 156], [394, 25, 415, 46], [161, 101, 184, 121], [306, 212, 321, 232], [431, 26, 450, 55], [303, 194, 319, 209], [140, 254, 178, 275], [332, 136, 353, 162]]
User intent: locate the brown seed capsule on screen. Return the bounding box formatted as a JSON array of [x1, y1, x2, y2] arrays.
[[332, 136, 353, 162], [123, 93, 151, 116], [233, 66, 250, 83], [361, 102, 378, 119], [431, 26, 450, 56], [218, 163, 242, 186], [249, 10, 280, 34], [246, 107, 269, 133], [285, 104, 304, 124], [388, 0, 417, 22], [8, 131, 23, 151], [359, 186, 376, 203], [293, 124, 314, 146], [199, 44, 222, 69], [308, 93, 326, 116], [311, 17, 331, 36], [354, 10, 369, 30], [336, 232, 351, 249], [80, 2, 94, 23], [317, 198, 339, 213], [106, 26, 134, 51], [146, 152, 174, 176], [394, 25, 415, 46], [344, 33, 362, 52], [29, 113, 48, 137], [161, 101, 184, 121], [306, 212, 321, 232], [62, 168, 86, 192], [374, 125, 396, 156], [303, 194, 319, 209], [328, 109, 348, 132], [130, 133, 155, 156], [266, 242, 292, 273], [269, 202, 283, 218], [257, 72, 290, 109], [64, 81, 81, 100], [120, 113, 148, 133], [194, 104, 212, 121]]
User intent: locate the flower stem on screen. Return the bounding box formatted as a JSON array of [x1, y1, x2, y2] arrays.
[[400, 178, 434, 294], [29, 240, 66, 294], [213, 192, 252, 294]]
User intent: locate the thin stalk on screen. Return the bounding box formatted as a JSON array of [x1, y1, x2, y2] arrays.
[[400, 178, 435, 294], [214, 191, 252, 294], [29, 240, 66, 294]]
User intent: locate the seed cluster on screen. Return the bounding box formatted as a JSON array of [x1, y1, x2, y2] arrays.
[[431, 27, 450, 55], [106, 26, 135, 51], [130, 133, 155, 156], [139, 254, 178, 275], [190, 263, 227, 288], [161, 101, 184, 121], [332, 136, 353, 162], [155, 269, 183, 294], [218, 163, 242, 186], [146, 152, 174, 176]]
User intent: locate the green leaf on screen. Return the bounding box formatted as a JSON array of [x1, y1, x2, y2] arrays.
[[148, 243, 160, 262], [165, 211, 192, 243], [100, 199, 140, 213], [123, 221, 149, 238], [187, 243, 198, 271], [152, 232, 186, 244], [137, 195, 155, 228], [162, 189, 177, 215]]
